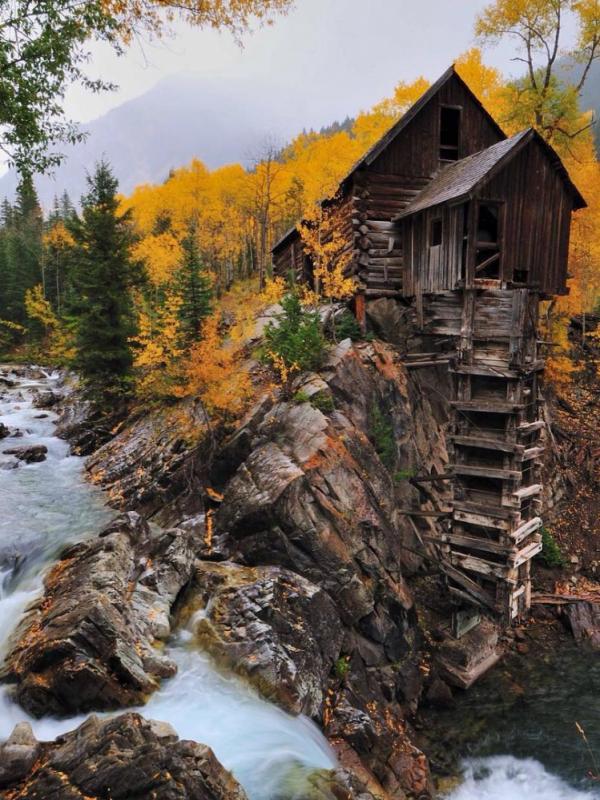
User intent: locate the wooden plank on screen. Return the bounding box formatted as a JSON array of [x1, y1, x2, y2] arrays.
[[453, 508, 511, 530], [521, 446, 545, 461], [450, 551, 515, 582], [398, 509, 451, 517], [451, 435, 525, 454], [509, 516, 542, 544], [453, 500, 516, 521], [449, 463, 522, 480], [512, 483, 542, 501], [443, 531, 513, 556], [517, 420, 545, 434], [508, 538, 543, 568], [442, 563, 498, 610], [451, 399, 525, 413]]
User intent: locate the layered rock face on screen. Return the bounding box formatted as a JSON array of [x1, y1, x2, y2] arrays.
[[0, 713, 248, 800], [83, 400, 208, 523], [2, 512, 196, 716], [206, 340, 448, 798], [192, 561, 344, 717]]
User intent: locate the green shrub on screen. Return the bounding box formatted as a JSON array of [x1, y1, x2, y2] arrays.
[[335, 656, 350, 680], [538, 527, 566, 568], [310, 391, 335, 413], [370, 401, 395, 470], [292, 390, 310, 404], [263, 293, 327, 373], [334, 311, 363, 342], [394, 468, 416, 483]]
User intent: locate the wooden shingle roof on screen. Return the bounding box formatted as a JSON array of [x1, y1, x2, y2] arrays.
[[395, 128, 586, 220]]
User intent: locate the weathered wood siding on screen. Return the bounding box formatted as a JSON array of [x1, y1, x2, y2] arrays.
[[479, 136, 573, 295], [402, 204, 465, 295], [368, 73, 503, 178]]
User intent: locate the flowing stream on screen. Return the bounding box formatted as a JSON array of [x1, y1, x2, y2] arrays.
[[0, 368, 335, 800], [2, 369, 600, 800]]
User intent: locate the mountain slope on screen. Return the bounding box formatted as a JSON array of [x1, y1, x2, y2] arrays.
[[0, 73, 335, 207]]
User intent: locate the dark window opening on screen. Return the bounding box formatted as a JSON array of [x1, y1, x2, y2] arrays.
[[513, 267, 528, 284], [475, 202, 501, 279], [430, 217, 442, 247], [440, 106, 461, 161]]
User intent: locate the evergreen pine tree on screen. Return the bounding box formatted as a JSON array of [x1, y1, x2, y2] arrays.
[[176, 219, 212, 344], [60, 190, 75, 221], [69, 161, 136, 405], [1, 175, 43, 326]]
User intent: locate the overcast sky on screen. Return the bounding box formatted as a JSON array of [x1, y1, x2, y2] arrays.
[[65, 0, 547, 126]]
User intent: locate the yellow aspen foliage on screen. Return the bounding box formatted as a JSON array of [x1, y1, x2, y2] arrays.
[[132, 232, 182, 286], [299, 202, 355, 301], [102, 0, 293, 43], [43, 221, 75, 250], [179, 314, 253, 416], [24, 285, 75, 362], [131, 290, 185, 399]]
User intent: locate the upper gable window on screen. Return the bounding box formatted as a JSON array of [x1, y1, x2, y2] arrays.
[[440, 106, 461, 161]]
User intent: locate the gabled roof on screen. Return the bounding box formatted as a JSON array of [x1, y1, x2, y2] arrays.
[[273, 65, 506, 254], [395, 128, 586, 220], [341, 65, 505, 181]]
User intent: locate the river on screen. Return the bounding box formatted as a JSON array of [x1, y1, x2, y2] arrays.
[[0, 367, 335, 800], [1, 368, 599, 800]]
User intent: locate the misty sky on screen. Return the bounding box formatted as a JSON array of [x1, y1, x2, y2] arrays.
[[65, 0, 563, 126]]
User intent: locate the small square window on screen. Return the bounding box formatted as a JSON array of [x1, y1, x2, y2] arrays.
[[430, 217, 442, 247]]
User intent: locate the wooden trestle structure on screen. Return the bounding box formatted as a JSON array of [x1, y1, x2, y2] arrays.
[[425, 288, 545, 623], [272, 65, 586, 625]]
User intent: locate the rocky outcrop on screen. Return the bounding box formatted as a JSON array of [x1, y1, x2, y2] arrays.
[[0, 421, 9, 438], [2, 444, 48, 463], [1, 512, 197, 716], [32, 388, 63, 409], [0, 713, 248, 800], [191, 561, 344, 717], [83, 400, 209, 523], [211, 341, 445, 797]]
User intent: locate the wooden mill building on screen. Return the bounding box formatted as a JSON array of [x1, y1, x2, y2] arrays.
[[272, 66, 585, 624]]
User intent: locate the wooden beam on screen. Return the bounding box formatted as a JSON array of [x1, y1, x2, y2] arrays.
[[509, 516, 542, 544], [397, 509, 451, 518], [508, 538, 543, 568], [451, 434, 525, 454], [442, 531, 513, 556], [475, 251, 500, 274], [453, 500, 516, 521], [442, 563, 498, 610], [451, 399, 525, 413], [453, 508, 511, 530], [449, 464, 522, 481], [450, 551, 515, 583], [517, 420, 545, 434]]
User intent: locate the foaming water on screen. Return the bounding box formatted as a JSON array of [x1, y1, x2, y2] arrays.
[[446, 757, 600, 800], [0, 367, 336, 799]]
